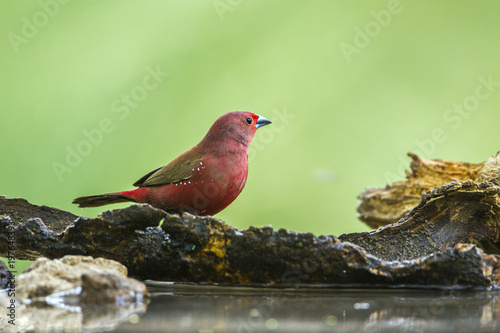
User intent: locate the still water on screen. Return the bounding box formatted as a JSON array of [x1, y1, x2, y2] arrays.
[[16, 282, 500, 332], [109, 283, 500, 333]]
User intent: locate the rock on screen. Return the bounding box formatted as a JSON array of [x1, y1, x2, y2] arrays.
[[14, 286, 149, 332], [0, 255, 148, 333], [18, 255, 146, 302], [0, 259, 13, 290], [79, 272, 146, 303]]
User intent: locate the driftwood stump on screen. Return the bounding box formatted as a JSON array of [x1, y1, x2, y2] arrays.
[[357, 152, 500, 228]]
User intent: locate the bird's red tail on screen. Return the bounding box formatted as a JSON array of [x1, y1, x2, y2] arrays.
[[72, 192, 136, 208]]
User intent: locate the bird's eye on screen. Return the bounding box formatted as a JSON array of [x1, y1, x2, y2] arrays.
[[245, 117, 253, 125]]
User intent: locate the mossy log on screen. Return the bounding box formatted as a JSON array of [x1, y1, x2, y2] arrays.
[[3, 152, 500, 288], [1, 191, 500, 288], [357, 152, 500, 228]]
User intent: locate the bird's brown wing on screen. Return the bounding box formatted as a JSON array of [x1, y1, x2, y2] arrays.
[[133, 150, 203, 187]]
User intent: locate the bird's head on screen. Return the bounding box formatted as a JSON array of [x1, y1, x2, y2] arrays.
[[201, 111, 272, 151]]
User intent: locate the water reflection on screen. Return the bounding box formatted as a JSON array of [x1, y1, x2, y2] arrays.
[[112, 284, 500, 333], [12, 284, 500, 332], [7, 298, 147, 332]]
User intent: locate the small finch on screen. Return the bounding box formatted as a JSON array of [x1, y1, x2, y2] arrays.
[[73, 111, 272, 215]]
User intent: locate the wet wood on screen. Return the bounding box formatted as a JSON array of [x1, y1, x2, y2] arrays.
[[344, 178, 500, 261], [3, 152, 500, 288], [357, 152, 497, 228], [1, 193, 500, 288]]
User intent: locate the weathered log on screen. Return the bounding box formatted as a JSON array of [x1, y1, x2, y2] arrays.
[[357, 152, 498, 228], [0, 196, 77, 233], [343, 178, 500, 261], [1, 194, 500, 288]]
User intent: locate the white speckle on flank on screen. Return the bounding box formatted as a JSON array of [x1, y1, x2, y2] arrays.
[[188, 181, 191, 184], [200, 162, 203, 165], [191, 169, 194, 172], [197, 167, 200, 171]]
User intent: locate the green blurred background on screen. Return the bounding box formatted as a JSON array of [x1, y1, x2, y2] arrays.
[[1, 0, 500, 245]]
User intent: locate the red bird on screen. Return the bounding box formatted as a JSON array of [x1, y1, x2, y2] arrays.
[[73, 111, 271, 215]]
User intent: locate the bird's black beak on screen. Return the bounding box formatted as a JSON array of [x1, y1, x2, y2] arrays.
[[256, 115, 272, 128]]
